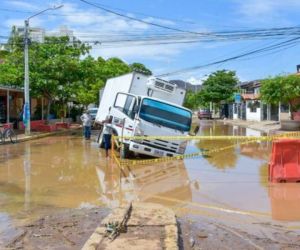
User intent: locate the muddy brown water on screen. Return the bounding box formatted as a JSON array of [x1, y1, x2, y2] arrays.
[[1, 121, 300, 244]]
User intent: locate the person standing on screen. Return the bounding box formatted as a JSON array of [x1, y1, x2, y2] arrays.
[[80, 110, 92, 140], [101, 115, 113, 158]]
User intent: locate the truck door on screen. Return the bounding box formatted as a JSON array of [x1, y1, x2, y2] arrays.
[[112, 93, 138, 136]]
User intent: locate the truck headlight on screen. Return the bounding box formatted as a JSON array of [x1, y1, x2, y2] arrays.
[[178, 141, 188, 154]]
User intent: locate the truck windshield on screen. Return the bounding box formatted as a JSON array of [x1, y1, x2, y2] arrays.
[[139, 98, 192, 132]]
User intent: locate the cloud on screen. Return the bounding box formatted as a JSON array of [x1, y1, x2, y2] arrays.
[[57, 2, 195, 61], [186, 76, 205, 85], [59, 2, 149, 32], [90, 43, 186, 61], [4, 0, 40, 11], [235, 0, 300, 25], [4, 17, 45, 28]]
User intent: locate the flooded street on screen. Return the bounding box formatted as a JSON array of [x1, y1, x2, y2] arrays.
[[1, 121, 300, 247]]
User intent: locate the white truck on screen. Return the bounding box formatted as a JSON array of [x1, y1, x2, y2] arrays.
[[95, 72, 192, 158]]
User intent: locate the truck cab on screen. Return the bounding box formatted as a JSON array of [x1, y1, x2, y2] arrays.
[[109, 93, 192, 157]]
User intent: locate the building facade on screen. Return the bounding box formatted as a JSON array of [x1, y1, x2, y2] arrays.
[[14, 25, 74, 43], [232, 80, 290, 122]]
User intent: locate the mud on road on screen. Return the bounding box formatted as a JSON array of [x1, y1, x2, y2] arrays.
[[4, 207, 300, 250]]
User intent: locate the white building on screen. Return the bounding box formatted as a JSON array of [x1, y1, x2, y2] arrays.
[[232, 80, 290, 122], [14, 25, 74, 43]]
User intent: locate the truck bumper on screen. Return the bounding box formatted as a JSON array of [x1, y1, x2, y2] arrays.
[[129, 141, 181, 158]]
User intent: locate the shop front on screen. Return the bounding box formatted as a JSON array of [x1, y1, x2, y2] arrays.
[[0, 86, 24, 127]]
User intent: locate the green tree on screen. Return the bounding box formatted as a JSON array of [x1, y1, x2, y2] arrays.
[[100, 58, 131, 79], [183, 90, 207, 110], [260, 74, 300, 119], [30, 36, 90, 119], [200, 70, 238, 104], [75, 56, 104, 107], [129, 62, 152, 75]]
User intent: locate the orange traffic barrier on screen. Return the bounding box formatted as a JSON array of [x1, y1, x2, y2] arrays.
[[269, 139, 300, 183]]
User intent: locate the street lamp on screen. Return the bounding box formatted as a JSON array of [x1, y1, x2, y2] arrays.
[[24, 5, 63, 135]]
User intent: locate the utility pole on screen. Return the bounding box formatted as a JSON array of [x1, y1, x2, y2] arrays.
[[24, 19, 30, 135], [23, 5, 63, 135]]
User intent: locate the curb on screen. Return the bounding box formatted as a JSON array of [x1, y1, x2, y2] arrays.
[[82, 202, 179, 250], [16, 128, 81, 143]]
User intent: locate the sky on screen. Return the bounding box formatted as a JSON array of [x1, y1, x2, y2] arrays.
[[0, 0, 299, 84]]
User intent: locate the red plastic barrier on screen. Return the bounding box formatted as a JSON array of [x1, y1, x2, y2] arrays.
[[19, 120, 45, 130], [55, 122, 70, 129], [269, 139, 300, 183]]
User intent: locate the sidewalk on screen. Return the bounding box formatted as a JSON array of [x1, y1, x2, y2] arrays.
[[221, 119, 282, 134], [15, 124, 81, 143]]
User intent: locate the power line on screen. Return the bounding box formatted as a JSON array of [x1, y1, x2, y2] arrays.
[[79, 0, 216, 35], [79, 0, 300, 39], [1, 25, 299, 46], [0, 7, 196, 25], [157, 37, 300, 77]]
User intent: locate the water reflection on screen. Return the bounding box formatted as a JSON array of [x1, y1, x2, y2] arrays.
[[96, 159, 192, 208], [195, 121, 271, 170], [269, 184, 300, 221], [195, 122, 237, 169], [0, 136, 103, 217]]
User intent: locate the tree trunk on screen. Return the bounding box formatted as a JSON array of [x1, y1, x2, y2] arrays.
[[288, 101, 294, 120], [46, 99, 52, 124]]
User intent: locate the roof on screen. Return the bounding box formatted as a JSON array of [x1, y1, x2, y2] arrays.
[[238, 80, 262, 89], [241, 93, 260, 100], [0, 85, 24, 92]]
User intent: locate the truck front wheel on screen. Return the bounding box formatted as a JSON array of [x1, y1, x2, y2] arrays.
[[97, 128, 105, 148], [120, 144, 130, 159]]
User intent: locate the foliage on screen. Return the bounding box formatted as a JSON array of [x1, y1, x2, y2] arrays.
[[183, 91, 198, 109], [130, 62, 152, 75], [200, 70, 238, 104], [260, 74, 300, 110], [183, 90, 207, 110], [182, 70, 238, 110], [0, 28, 151, 120]]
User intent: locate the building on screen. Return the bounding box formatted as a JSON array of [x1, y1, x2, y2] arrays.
[[232, 80, 290, 122], [0, 85, 24, 125], [14, 25, 74, 43], [0, 85, 48, 128]]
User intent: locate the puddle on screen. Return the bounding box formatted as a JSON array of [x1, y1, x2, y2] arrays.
[[1, 121, 300, 242]]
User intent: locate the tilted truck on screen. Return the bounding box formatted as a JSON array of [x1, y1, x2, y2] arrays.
[[95, 72, 192, 158]]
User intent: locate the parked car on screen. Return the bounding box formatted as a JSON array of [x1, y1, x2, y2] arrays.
[[88, 107, 98, 121], [197, 109, 212, 119]]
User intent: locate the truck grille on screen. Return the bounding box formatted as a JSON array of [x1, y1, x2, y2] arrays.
[[141, 139, 178, 153]]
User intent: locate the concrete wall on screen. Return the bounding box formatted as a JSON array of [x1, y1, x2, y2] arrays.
[[246, 100, 261, 121], [245, 127, 261, 137]]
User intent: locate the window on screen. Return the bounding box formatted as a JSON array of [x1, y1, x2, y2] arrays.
[[139, 98, 192, 131], [247, 101, 260, 113], [280, 103, 289, 113], [114, 93, 137, 119]]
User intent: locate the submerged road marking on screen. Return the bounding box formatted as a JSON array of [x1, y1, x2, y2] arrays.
[[150, 194, 270, 218]]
